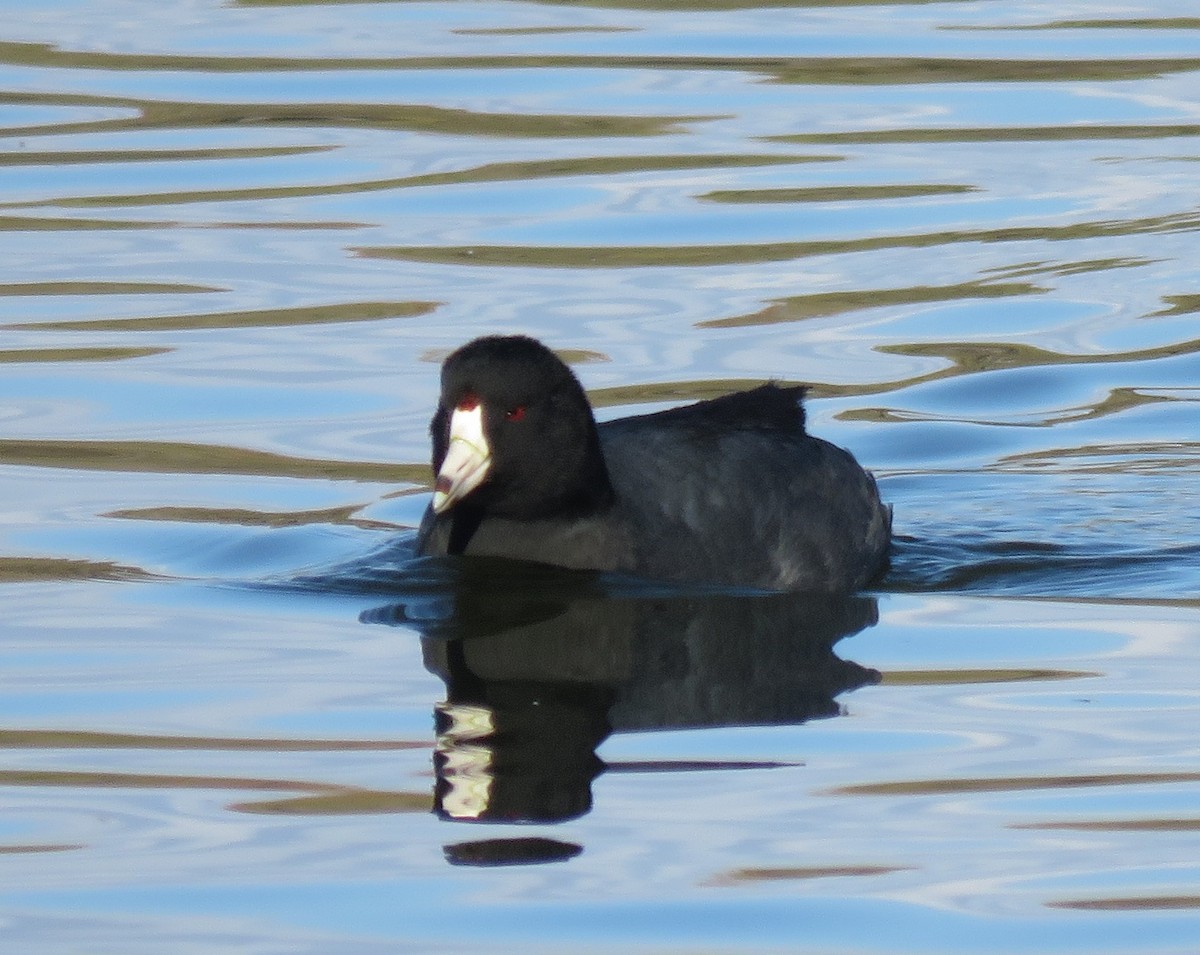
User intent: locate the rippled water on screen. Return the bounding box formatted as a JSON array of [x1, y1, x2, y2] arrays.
[[2, 1, 1199, 952]]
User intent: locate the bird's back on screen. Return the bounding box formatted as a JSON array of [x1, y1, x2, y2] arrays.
[[599, 385, 890, 591]]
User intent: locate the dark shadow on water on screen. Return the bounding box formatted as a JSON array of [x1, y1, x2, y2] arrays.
[[291, 546, 880, 862], [282, 519, 1200, 865], [442, 836, 583, 867]]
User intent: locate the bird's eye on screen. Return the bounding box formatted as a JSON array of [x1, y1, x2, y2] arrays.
[[506, 405, 527, 422]]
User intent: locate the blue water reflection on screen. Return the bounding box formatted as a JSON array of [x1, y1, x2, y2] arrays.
[[2, 0, 1200, 951]]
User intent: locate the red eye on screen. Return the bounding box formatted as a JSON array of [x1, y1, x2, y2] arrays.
[[506, 405, 527, 422]]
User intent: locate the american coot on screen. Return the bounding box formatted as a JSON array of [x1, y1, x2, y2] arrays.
[[416, 335, 891, 592]]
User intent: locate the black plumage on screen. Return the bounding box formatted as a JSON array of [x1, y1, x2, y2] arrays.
[[416, 335, 891, 592]]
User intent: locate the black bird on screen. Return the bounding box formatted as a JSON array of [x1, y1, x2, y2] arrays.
[[416, 335, 890, 592]]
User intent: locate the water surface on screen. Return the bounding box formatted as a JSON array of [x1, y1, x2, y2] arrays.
[[1, 1, 1198, 952]]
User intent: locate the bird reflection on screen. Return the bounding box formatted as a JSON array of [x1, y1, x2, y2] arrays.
[[361, 557, 881, 833]]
